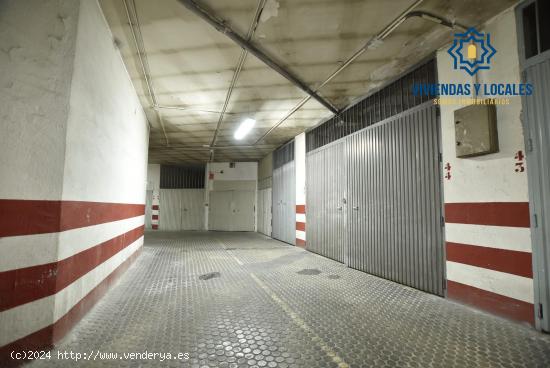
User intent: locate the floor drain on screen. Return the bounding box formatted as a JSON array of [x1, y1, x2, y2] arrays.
[[199, 272, 221, 280], [297, 268, 321, 275]]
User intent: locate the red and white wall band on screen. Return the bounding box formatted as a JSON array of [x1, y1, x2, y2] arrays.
[[151, 191, 159, 230], [444, 202, 534, 325], [0, 199, 145, 361], [296, 204, 306, 247]]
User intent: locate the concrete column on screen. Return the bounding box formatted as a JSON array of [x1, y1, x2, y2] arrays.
[[295, 133, 306, 247], [0, 0, 148, 357]]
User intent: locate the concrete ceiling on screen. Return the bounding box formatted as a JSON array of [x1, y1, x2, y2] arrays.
[[99, 0, 516, 164]]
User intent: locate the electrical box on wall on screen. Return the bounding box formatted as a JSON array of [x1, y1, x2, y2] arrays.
[[454, 104, 499, 158]]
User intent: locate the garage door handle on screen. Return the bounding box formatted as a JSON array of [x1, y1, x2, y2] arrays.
[[353, 206, 359, 211]]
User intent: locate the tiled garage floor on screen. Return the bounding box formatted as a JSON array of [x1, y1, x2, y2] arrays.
[[28, 232, 550, 367]]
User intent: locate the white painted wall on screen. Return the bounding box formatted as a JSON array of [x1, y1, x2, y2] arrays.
[[0, 0, 149, 349], [437, 7, 533, 321], [438, 9, 529, 204], [0, 0, 79, 347], [0, 0, 78, 200], [147, 164, 161, 191], [53, 0, 148, 319], [62, 0, 148, 204], [207, 162, 258, 182], [0, 4, 79, 338]]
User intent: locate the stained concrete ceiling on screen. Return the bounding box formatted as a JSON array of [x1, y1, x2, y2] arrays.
[[99, 0, 516, 164]]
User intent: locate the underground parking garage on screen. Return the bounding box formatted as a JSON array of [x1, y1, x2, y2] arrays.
[[2, 0, 550, 366]]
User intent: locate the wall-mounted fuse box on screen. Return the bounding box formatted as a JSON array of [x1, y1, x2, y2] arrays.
[[454, 104, 499, 158]]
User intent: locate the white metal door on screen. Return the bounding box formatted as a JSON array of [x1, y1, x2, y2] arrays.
[[257, 188, 272, 236], [209, 191, 233, 231], [181, 189, 205, 230], [209, 190, 255, 231], [159, 189, 182, 231], [159, 189, 205, 231], [517, 0, 550, 331], [231, 190, 255, 231]]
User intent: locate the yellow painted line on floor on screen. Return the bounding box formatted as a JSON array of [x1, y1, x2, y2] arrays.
[[216, 237, 347, 366], [216, 238, 244, 265], [229, 252, 243, 266], [249, 273, 350, 368]]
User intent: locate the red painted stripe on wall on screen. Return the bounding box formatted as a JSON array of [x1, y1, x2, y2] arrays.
[[152, 214, 159, 220], [446, 242, 533, 278], [0, 246, 142, 365], [296, 238, 306, 248], [296, 222, 306, 231], [296, 205, 306, 214], [447, 280, 535, 325], [0, 200, 145, 237], [152, 205, 159, 210], [152, 224, 158, 230], [0, 225, 144, 312], [444, 202, 530, 228]]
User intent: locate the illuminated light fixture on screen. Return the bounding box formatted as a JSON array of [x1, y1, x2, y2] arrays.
[[234, 118, 256, 140]]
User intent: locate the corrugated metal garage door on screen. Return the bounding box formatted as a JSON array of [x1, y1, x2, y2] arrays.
[[159, 189, 205, 231], [306, 102, 444, 295], [306, 141, 347, 263], [521, 54, 550, 330], [346, 102, 444, 295], [272, 161, 295, 244]]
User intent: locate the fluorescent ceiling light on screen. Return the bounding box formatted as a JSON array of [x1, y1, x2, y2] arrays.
[[234, 118, 256, 140]]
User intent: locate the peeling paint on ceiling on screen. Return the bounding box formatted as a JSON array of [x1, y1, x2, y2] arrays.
[[260, 0, 279, 23]]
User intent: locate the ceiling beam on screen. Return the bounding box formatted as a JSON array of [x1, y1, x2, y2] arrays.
[[176, 0, 339, 115]]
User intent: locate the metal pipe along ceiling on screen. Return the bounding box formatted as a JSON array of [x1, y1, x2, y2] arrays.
[[153, 0, 467, 156], [151, 145, 276, 151], [209, 0, 268, 162], [122, 0, 169, 146], [155, 105, 237, 115], [177, 0, 339, 115], [254, 2, 469, 145]]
